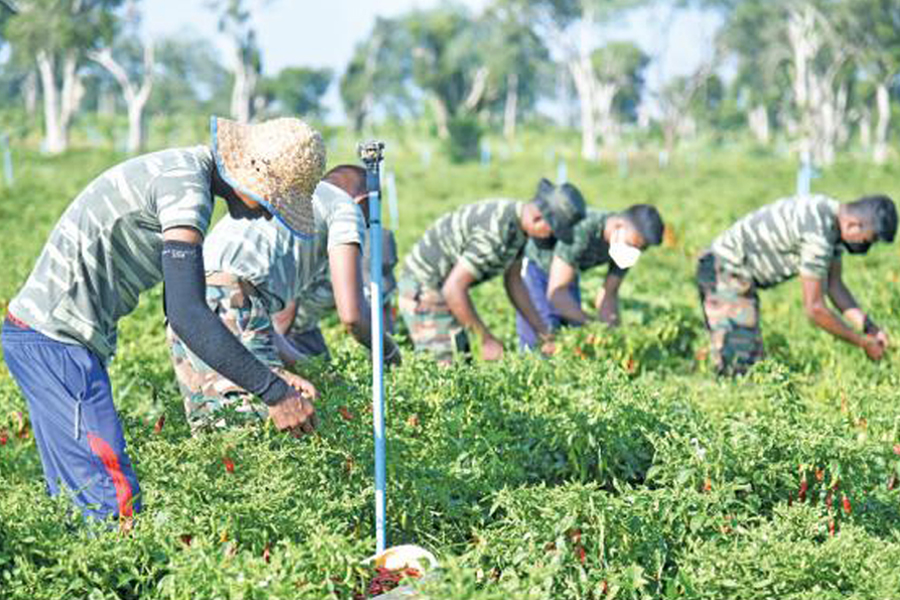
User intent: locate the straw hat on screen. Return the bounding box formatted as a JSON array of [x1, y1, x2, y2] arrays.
[[211, 116, 327, 238]]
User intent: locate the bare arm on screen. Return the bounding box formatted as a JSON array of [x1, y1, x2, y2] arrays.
[[597, 269, 626, 327], [505, 258, 552, 338], [329, 243, 401, 364], [442, 262, 492, 340], [802, 275, 883, 360], [547, 256, 591, 325]]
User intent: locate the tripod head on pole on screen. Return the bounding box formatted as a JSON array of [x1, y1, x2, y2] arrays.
[[358, 141, 385, 192]]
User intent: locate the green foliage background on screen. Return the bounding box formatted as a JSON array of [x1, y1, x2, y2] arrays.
[[2, 132, 900, 598]]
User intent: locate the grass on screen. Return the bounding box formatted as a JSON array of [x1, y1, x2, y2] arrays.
[[1, 130, 900, 599]]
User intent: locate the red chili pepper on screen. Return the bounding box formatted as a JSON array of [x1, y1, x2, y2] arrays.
[[153, 415, 165, 434], [179, 534, 193, 547], [815, 468, 824, 481], [574, 544, 586, 564], [842, 495, 851, 515], [0, 429, 7, 446], [798, 479, 808, 502], [338, 406, 354, 421], [223, 456, 235, 473], [829, 519, 835, 536], [703, 478, 712, 493], [262, 543, 271, 563]]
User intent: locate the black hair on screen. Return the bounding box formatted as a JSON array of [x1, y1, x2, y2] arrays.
[[324, 164, 368, 198], [621, 204, 665, 246], [847, 195, 897, 243]]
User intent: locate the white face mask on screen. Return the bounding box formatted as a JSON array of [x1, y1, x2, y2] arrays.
[[609, 228, 642, 269]]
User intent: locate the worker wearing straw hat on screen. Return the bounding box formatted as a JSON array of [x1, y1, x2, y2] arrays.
[[1, 116, 325, 525], [167, 165, 403, 433]]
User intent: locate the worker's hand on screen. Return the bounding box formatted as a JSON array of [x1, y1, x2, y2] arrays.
[[875, 329, 890, 348], [862, 335, 886, 361], [538, 332, 556, 357], [482, 335, 504, 361], [269, 387, 318, 436], [277, 370, 319, 401]]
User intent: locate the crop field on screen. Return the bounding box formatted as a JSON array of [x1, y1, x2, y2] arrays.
[[2, 134, 900, 599]]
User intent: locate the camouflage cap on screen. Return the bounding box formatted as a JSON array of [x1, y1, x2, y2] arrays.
[[532, 178, 587, 244], [211, 116, 327, 239]]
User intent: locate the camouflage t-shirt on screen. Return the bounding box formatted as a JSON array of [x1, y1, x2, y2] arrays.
[[710, 195, 842, 288], [525, 209, 614, 273], [9, 146, 215, 362], [402, 200, 526, 290], [203, 180, 366, 314]]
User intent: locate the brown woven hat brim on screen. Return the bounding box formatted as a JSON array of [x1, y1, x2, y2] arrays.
[[211, 116, 320, 239]]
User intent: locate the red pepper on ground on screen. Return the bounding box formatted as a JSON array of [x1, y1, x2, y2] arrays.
[[223, 456, 235, 473], [842, 495, 851, 515], [798, 479, 808, 502], [153, 415, 165, 434], [338, 407, 354, 421]]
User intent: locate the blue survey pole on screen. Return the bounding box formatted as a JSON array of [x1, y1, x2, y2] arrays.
[[359, 141, 387, 554]]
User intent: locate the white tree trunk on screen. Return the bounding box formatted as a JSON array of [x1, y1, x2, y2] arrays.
[[23, 70, 38, 117], [36, 51, 67, 154], [573, 7, 598, 161], [503, 72, 519, 141], [594, 81, 619, 148], [230, 47, 256, 124], [858, 109, 872, 150], [89, 41, 154, 153], [748, 104, 770, 145], [430, 96, 450, 140], [874, 82, 890, 165], [462, 66, 490, 113]]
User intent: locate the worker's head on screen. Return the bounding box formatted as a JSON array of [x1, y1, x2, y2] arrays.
[[323, 164, 372, 226], [604, 204, 665, 269], [211, 115, 326, 236], [522, 179, 587, 249], [838, 195, 897, 254]]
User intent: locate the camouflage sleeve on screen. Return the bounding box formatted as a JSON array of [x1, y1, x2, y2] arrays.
[[798, 201, 838, 280], [326, 198, 366, 251], [153, 167, 214, 236], [798, 236, 836, 280]]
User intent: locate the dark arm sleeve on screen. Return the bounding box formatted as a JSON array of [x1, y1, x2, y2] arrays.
[[161, 241, 290, 406]]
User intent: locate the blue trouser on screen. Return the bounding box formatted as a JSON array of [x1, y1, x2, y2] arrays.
[[1, 317, 141, 521], [515, 259, 582, 349]]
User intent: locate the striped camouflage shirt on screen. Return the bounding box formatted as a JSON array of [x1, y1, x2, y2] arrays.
[[9, 146, 215, 362], [204, 180, 366, 314], [710, 194, 842, 288], [525, 209, 616, 273], [402, 200, 526, 290]]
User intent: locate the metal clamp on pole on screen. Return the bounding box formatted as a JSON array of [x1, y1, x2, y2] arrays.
[[358, 140, 387, 554]]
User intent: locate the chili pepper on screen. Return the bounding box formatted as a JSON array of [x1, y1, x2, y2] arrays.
[[153, 415, 165, 434], [223, 456, 235, 473], [842, 495, 851, 515], [798, 479, 808, 502], [263, 543, 271, 563], [338, 406, 354, 421], [829, 519, 835, 537], [0, 429, 7, 446]]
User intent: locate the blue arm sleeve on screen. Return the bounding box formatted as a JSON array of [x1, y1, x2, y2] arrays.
[[161, 240, 290, 406]]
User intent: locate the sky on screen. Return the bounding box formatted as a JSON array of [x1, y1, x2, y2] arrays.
[[142, 0, 722, 122]]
